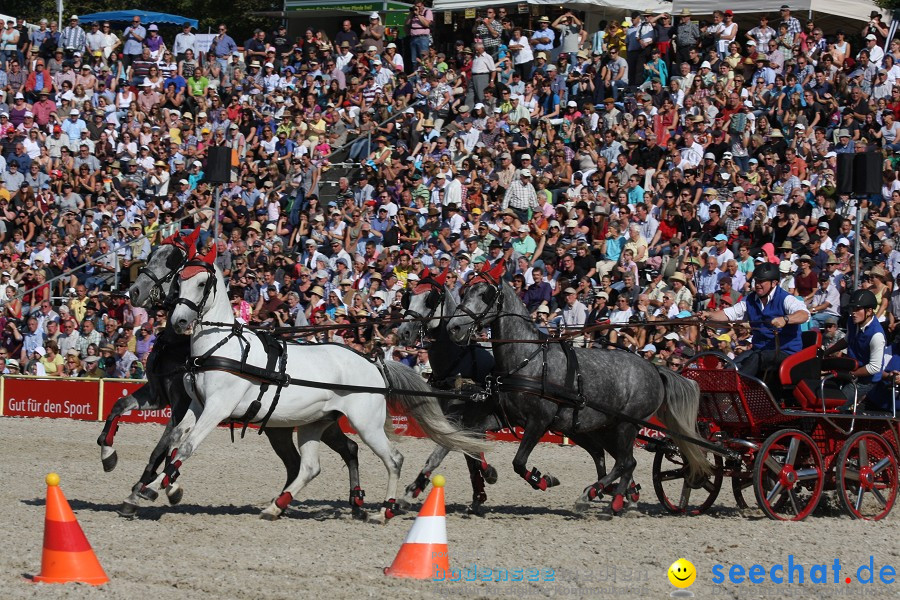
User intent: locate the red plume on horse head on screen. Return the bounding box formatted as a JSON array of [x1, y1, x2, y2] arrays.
[[183, 229, 202, 260], [200, 241, 218, 265], [432, 268, 449, 286], [483, 259, 506, 283]]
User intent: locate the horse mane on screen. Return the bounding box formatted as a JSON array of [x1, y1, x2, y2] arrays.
[[495, 279, 545, 340]]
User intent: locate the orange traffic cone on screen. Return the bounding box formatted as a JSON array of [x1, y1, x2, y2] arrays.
[[33, 473, 109, 585], [384, 474, 449, 580]]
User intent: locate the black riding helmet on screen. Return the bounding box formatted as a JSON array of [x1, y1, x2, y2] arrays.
[[753, 262, 780, 283], [848, 289, 878, 310]]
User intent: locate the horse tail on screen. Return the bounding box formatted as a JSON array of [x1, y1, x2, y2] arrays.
[[382, 360, 492, 457], [654, 367, 712, 480], [383, 413, 402, 443]]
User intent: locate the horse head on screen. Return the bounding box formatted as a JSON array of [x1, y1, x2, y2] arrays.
[[446, 260, 506, 344], [396, 269, 450, 346], [128, 228, 200, 308], [170, 243, 219, 335]]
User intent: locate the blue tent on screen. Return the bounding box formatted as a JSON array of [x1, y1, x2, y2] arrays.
[[76, 10, 199, 28]]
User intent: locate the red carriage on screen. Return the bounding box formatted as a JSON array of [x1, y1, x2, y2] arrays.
[[651, 330, 900, 521]]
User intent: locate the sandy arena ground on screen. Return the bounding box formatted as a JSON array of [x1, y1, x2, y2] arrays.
[[0, 417, 898, 600]]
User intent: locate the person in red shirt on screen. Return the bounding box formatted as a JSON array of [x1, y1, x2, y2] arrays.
[[794, 255, 818, 299], [784, 147, 807, 180]]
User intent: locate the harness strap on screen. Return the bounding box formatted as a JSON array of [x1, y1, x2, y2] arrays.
[[256, 337, 289, 435], [190, 355, 465, 399]]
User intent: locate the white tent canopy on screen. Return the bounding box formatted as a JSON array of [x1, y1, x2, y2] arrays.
[[432, 0, 670, 16], [670, 0, 887, 24]]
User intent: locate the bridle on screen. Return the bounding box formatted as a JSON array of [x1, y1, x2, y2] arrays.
[[139, 243, 189, 306], [402, 279, 446, 323], [401, 278, 447, 346], [455, 273, 504, 344], [174, 260, 218, 322]]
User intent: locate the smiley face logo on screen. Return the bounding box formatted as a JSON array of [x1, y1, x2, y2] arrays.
[[668, 558, 696, 589]]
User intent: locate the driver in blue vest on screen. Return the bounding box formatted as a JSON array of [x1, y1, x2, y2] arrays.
[[824, 289, 885, 404], [700, 262, 809, 377]]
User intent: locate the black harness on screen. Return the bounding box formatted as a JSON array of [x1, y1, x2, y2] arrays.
[[177, 259, 291, 438], [180, 264, 477, 437], [140, 245, 189, 306], [458, 277, 587, 430]]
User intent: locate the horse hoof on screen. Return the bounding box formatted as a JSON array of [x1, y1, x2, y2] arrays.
[[573, 500, 592, 513], [482, 465, 498, 485], [259, 507, 282, 521], [137, 486, 158, 502], [117, 502, 139, 518], [351, 506, 369, 522], [467, 502, 487, 517], [545, 475, 560, 488], [368, 512, 387, 525], [396, 496, 412, 510], [166, 483, 183, 506], [100, 448, 118, 472]]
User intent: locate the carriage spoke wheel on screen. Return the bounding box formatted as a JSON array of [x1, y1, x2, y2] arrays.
[[753, 429, 824, 521], [837, 432, 899, 521], [653, 448, 723, 515], [731, 469, 754, 509]]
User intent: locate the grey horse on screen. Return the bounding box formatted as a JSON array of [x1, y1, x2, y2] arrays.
[[100, 233, 367, 519], [445, 261, 710, 513], [395, 270, 499, 515]]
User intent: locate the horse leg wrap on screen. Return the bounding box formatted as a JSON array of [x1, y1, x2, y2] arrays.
[[412, 472, 430, 498], [587, 483, 604, 501], [349, 486, 365, 507], [160, 450, 182, 489], [102, 417, 120, 447], [382, 499, 400, 520], [629, 482, 641, 503], [480, 453, 490, 472], [275, 491, 293, 510], [524, 468, 548, 491], [611, 494, 625, 514]]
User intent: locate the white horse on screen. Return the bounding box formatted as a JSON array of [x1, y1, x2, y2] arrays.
[[142, 246, 490, 522]]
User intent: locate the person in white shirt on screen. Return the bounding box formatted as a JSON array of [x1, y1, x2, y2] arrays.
[[444, 171, 464, 208], [445, 202, 465, 234], [173, 23, 197, 62], [508, 27, 534, 78], [560, 286, 588, 346], [708, 234, 734, 267], [679, 131, 704, 168], [862, 34, 885, 66]]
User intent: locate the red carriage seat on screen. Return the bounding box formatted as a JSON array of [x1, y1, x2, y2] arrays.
[[778, 330, 846, 411]]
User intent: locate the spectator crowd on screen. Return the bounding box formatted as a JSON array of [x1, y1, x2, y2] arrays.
[[0, 4, 899, 378]]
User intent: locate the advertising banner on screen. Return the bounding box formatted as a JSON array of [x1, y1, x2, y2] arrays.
[[101, 380, 171, 424], [3, 377, 101, 421]]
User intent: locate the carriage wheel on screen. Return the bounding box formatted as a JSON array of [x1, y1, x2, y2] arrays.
[[753, 429, 824, 521], [652, 448, 723, 515], [731, 471, 753, 509], [836, 432, 899, 521]]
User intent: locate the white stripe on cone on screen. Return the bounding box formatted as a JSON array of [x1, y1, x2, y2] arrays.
[[403, 516, 447, 545]]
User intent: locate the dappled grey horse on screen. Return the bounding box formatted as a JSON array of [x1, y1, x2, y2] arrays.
[[100, 232, 367, 519], [445, 260, 711, 514], [395, 269, 499, 515]]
